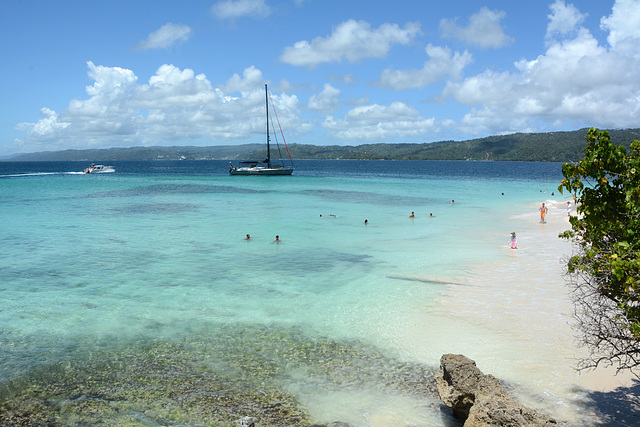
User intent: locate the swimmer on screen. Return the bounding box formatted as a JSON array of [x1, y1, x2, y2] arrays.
[[409, 211, 415, 218], [429, 213, 434, 217], [244, 234, 251, 240], [364, 219, 368, 225], [273, 235, 281, 243], [451, 200, 454, 204]]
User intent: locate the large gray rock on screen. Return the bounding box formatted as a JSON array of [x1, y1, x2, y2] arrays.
[[435, 354, 558, 426]]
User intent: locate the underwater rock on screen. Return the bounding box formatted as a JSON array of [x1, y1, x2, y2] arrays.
[[435, 354, 558, 426], [0, 327, 441, 426]]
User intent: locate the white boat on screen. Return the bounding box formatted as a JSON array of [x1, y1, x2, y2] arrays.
[[230, 84, 294, 176], [84, 164, 115, 174]]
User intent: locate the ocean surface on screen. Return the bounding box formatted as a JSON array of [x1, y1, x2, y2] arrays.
[[0, 160, 607, 425]]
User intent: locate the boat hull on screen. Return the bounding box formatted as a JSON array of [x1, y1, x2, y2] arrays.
[[230, 167, 294, 176], [84, 165, 115, 174]]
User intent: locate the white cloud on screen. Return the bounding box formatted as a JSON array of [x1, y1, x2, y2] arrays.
[[135, 23, 193, 50], [211, 0, 270, 20], [439, 7, 514, 49], [85, 61, 138, 98], [280, 20, 421, 68], [222, 66, 265, 94], [308, 84, 341, 112], [443, 11, 640, 136], [15, 63, 310, 151], [17, 107, 69, 137], [377, 44, 472, 90], [323, 102, 436, 141], [601, 0, 640, 58], [545, 1, 586, 41]]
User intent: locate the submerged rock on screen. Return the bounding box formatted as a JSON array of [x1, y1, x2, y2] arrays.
[[0, 326, 441, 426], [435, 354, 558, 426]]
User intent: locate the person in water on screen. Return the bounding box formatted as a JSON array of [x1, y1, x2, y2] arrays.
[[274, 235, 281, 243], [364, 219, 368, 225], [244, 234, 251, 240], [409, 212, 415, 218], [510, 232, 518, 249], [539, 203, 548, 223]]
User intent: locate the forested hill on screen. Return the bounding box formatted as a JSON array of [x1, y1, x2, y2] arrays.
[[6, 128, 640, 162]]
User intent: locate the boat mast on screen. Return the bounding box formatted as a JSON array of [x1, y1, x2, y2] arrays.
[[265, 84, 271, 168]]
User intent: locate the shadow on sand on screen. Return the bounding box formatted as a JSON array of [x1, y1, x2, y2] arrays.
[[581, 379, 640, 426]]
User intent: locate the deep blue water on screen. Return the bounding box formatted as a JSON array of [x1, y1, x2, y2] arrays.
[[0, 159, 565, 181]]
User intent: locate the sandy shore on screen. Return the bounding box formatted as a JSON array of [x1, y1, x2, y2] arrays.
[[430, 198, 637, 422]]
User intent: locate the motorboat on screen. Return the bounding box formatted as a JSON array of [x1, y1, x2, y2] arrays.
[[84, 164, 115, 174]]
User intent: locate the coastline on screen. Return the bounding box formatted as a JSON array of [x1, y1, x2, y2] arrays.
[[431, 198, 636, 422]]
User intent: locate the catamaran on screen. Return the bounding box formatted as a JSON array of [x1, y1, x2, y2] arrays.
[[229, 84, 294, 176]]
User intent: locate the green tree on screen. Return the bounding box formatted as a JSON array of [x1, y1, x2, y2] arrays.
[[558, 128, 640, 376]]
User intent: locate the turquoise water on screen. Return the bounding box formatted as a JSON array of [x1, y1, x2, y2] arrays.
[[1, 160, 584, 425]]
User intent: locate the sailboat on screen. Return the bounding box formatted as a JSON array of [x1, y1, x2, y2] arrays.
[[229, 84, 294, 175]]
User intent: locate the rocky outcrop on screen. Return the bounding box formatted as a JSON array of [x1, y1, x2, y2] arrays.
[[435, 354, 558, 426]]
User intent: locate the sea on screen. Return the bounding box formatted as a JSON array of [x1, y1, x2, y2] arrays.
[[0, 160, 615, 425]]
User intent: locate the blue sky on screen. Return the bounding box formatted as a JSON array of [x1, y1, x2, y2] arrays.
[[1, 0, 638, 156]]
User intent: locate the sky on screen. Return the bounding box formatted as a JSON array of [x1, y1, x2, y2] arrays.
[[1, 0, 639, 156]]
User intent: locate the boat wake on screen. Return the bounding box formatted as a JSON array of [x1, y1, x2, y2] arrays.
[[0, 171, 85, 178]]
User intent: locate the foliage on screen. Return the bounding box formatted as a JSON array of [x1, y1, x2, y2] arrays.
[[7, 128, 640, 162], [558, 128, 640, 375]]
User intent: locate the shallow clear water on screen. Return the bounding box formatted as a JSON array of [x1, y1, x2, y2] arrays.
[[1, 160, 588, 425]]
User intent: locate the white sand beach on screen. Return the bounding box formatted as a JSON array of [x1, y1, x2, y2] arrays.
[[429, 200, 636, 422]]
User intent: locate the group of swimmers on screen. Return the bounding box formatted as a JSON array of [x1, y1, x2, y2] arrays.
[[409, 212, 435, 218], [244, 200, 569, 248], [244, 234, 281, 243], [243, 208, 443, 242]]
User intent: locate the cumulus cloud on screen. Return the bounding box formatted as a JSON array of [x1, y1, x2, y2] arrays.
[[211, 0, 270, 20], [545, 1, 586, 40], [134, 23, 193, 50], [377, 44, 472, 90], [17, 107, 69, 137], [308, 84, 341, 112], [442, 0, 640, 136], [280, 20, 421, 67], [222, 66, 265, 94], [323, 102, 436, 141], [440, 7, 514, 49], [15, 63, 309, 151], [601, 0, 640, 57]]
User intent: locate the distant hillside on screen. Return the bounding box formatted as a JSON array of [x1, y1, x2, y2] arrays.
[[6, 128, 640, 162]]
